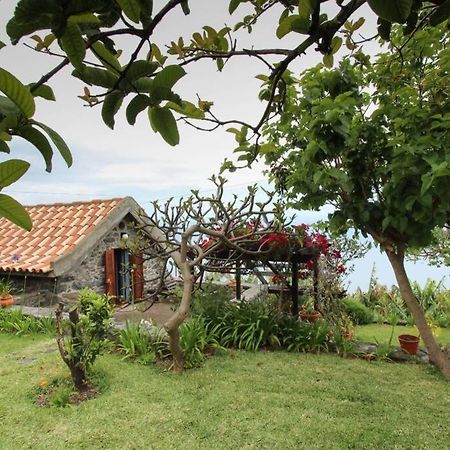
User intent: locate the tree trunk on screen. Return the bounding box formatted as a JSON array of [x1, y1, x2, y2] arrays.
[[70, 366, 88, 391], [386, 250, 450, 378], [167, 326, 184, 373], [164, 259, 194, 373]]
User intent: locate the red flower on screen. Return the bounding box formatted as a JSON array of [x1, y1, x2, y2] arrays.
[[312, 232, 330, 255], [332, 249, 342, 259], [259, 232, 289, 249], [271, 274, 286, 285], [336, 264, 345, 274], [304, 259, 315, 271], [200, 237, 215, 249]]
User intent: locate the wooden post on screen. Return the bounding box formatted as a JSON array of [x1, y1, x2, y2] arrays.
[[291, 258, 298, 316], [236, 260, 241, 301]]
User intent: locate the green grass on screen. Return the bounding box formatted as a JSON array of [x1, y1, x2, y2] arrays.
[[356, 324, 450, 346], [0, 333, 449, 449]]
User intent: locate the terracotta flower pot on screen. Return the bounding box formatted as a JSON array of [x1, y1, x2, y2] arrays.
[[299, 309, 321, 322], [0, 294, 14, 308], [398, 334, 420, 355]]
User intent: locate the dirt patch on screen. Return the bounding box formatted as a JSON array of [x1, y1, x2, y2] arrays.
[[114, 300, 175, 325], [35, 383, 98, 407]]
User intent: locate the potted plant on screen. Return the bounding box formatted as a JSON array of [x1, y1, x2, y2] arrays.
[[298, 305, 321, 322], [398, 334, 420, 354], [0, 278, 14, 308]]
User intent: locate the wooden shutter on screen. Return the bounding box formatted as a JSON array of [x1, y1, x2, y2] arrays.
[[104, 249, 117, 297], [130, 253, 144, 300]]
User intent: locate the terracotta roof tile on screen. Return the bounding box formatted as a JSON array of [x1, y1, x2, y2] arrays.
[[0, 198, 124, 274]]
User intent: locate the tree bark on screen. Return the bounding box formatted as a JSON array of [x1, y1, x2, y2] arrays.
[[386, 250, 450, 378], [164, 258, 194, 373]]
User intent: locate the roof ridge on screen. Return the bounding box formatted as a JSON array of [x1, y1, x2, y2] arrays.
[[23, 197, 126, 208]]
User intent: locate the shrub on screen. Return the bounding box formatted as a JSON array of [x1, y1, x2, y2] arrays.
[[191, 283, 232, 319], [55, 289, 113, 391], [276, 314, 330, 353], [341, 297, 374, 325], [209, 300, 281, 351]]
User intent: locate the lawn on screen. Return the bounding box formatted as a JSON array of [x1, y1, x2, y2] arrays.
[[355, 324, 450, 347], [0, 333, 449, 449]]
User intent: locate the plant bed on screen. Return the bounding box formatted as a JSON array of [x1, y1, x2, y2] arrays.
[[34, 372, 106, 407]]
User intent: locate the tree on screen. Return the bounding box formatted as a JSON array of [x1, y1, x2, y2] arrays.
[[130, 177, 332, 371], [1, 1, 450, 227], [257, 23, 450, 376]]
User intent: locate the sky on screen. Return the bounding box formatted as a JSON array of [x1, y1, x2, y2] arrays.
[[0, 0, 448, 291]]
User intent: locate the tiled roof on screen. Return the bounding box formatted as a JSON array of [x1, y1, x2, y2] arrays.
[[0, 198, 124, 274]]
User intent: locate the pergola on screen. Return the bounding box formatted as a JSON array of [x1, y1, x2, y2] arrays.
[[198, 246, 320, 316]]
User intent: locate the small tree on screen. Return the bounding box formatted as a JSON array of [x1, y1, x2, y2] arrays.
[[132, 177, 328, 372], [55, 289, 113, 391], [258, 24, 450, 376]]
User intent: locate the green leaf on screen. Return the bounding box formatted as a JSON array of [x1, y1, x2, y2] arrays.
[[229, 0, 243, 14], [16, 125, 53, 172], [331, 36, 342, 55], [0, 140, 10, 153], [126, 94, 150, 125], [368, 0, 413, 23], [323, 54, 333, 68], [148, 106, 179, 146], [31, 120, 72, 167], [377, 18, 391, 41], [152, 65, 186, 90], [91, 41, 121, 72], [166, 100, 205, 119], [125, 60, 159, 81], [102, 91, 124, 129], [0, 68, 35, 118], [29, 83, 56, 101], [72, 67, 118, 89], [117, 0, 141, 23], [60, 21, 86, 70], [68, 12, 100, 25], [276, 15, 310, 38], [429, 0, 450, 26], [6, 0, 61, 43], [0, 159, 30, 188], [0, 193, 32, 231], [0, 41, 5, 50], [181, 0, 190, 15]]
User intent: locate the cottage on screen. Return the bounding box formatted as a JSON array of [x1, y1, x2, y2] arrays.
[[0, 197, 162, 305]]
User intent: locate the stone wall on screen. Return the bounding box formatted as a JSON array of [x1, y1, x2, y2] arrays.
[[7, 214, 167, 306]]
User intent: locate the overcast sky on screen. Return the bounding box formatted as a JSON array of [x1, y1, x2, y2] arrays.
[[0, 0, 448, 290]]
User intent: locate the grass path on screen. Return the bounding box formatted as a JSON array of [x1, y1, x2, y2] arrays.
[[0, 333, 449, 449], [355, 324, 450, 346]]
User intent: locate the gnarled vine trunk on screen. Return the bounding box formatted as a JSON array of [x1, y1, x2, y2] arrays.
[[386, 250, 450, 378]]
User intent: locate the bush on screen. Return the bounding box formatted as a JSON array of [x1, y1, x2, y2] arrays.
[[191, 283, 232, 319], [208, 300, 281, 351], [341, 297, 374, 325], [276, 314, 330, 353], [56, 289, 113, 391]]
